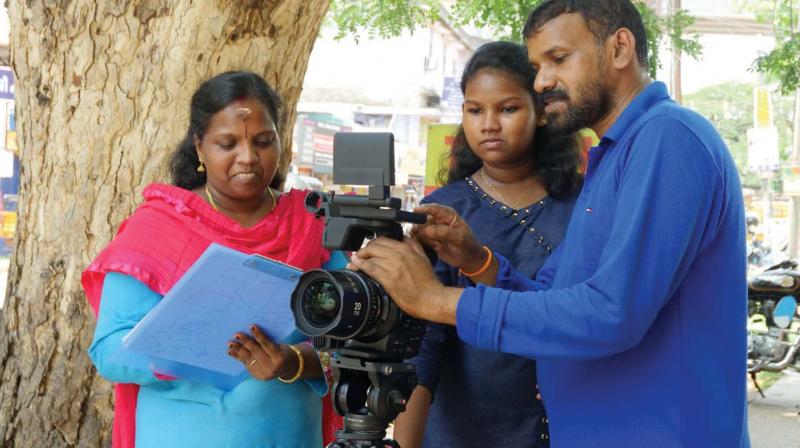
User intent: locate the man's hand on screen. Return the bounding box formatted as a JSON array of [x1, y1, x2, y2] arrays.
[[411, 204, 486, 273], [349, 236, 462, 325]]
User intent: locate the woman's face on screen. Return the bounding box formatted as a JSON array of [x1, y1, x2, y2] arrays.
[[462, 68, 538, 168], [195, 97, 281, 202]]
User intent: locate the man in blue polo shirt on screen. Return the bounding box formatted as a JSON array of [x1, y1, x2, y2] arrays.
[[351, 0, 749, 446]]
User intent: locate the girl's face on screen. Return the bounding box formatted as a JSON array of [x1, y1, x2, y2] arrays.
[[195, 97, 281, 202], [462, 68, 538, 168]]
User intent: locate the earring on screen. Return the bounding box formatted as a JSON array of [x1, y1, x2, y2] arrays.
[[197, 160, 206, 173], [538, 117, 548, 126]]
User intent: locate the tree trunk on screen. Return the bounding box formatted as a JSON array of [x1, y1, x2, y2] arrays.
[[787, 88, 800, 258], [0, 0, 329, 446]]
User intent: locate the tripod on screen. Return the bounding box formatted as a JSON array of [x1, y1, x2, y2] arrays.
[[325, 353, 417, 448]]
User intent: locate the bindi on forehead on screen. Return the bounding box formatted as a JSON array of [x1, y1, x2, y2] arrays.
[[234, 98, 253, 137], [235, 99, 253, 121]]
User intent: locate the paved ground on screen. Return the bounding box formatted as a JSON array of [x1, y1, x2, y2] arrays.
[[748, 370, 800, 448]]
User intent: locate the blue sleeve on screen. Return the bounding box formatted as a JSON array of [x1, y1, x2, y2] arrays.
[[493, 244, 563, 292], [530, 242, 561, 288], [88, 272, 170, 386], [456, 119, 721, 359]]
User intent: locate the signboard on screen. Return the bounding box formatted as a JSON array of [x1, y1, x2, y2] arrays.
[[5, 102, 15, 152], [747, 127, 780, 172], [294, 116, 350, 174], [0, 149, 13, 178], [311, 128, 334, 169], [441, 76, 464, 110], [754, 86, 773, 128], [0, 68, 14, 101], [424, 123, 458, 195], [782, 165, 800, 196]]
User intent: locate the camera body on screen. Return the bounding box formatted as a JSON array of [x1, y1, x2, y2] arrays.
[[290, 132, 427, 361], [290, 133, 431, 447]]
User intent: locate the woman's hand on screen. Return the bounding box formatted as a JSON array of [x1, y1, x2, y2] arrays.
[[227, 324, 298, 381], [411, 204, 487, 273]]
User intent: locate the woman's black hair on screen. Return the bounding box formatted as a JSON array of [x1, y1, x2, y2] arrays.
[[437, 41, 582, 199], [170, 70, 284, 190]]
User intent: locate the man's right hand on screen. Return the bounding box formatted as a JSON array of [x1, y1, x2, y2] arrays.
[[411, 204, 486, 273]]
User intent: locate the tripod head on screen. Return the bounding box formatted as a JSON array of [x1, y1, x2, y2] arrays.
[[325, 355, 416, 448]]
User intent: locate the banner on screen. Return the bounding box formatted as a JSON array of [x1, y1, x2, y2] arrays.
[[5, 102, 15, 152], [0, 68, 14, 101], [753, 85, 773, 128], [424, 123, 458, 195], [441, 77, 464, 111], [294, 115, 350, 174], [747, 127, 780, 172]]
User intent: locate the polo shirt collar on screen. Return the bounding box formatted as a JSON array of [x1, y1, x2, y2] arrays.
[[600, 81, 671, 145]]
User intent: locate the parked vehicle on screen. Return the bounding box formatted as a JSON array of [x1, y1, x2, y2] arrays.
[[747, 260, 800, 395]]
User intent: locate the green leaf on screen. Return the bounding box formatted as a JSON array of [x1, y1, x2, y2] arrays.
[[328, 1, 703, 81], [737, 0, 800, 93]]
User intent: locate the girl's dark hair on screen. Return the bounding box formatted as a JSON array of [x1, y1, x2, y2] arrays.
[[170, 71, 284, 190], [438, 41, 582, 199]]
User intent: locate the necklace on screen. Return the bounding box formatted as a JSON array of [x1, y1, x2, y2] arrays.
[[205, 183, 276, 214], [480, 167, 527, 210]]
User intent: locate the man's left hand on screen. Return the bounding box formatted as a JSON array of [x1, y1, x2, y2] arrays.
[[349, 236, 462, 325]]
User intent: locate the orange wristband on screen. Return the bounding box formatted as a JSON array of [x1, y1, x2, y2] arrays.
[[459, 246, 493, 277]]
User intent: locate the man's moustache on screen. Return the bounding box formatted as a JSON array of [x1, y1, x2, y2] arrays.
[[539, 90, 569, 105]]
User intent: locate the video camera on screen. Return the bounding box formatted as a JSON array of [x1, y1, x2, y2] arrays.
[[290, 132, 429, 448]]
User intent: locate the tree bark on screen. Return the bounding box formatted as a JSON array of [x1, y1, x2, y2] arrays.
[[0, 0, 329, 446]]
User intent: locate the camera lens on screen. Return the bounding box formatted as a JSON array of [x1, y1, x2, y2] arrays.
[[303, 279, 341, 326], [291, 267, 426, 360], [292, 269, 391, 340]]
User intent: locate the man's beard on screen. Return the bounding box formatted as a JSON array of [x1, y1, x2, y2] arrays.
[[540, 76, 613, 136]]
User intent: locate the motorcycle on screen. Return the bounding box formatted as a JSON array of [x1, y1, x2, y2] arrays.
[[747, 260, 800, 396]]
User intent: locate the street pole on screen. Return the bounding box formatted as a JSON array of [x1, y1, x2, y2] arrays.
[[788, 88, 800, 258], [670, 0, 683, 103], [762, 174, 774, 249]]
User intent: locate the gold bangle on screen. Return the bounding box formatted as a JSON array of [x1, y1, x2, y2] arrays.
[[278, 344, 304, 384], [459, 246, 493, 277]]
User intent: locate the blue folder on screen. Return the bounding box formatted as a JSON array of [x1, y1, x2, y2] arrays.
[[120, 243, 306, 390]]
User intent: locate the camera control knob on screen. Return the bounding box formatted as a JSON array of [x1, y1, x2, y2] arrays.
[[387, 390, 407, 414]]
